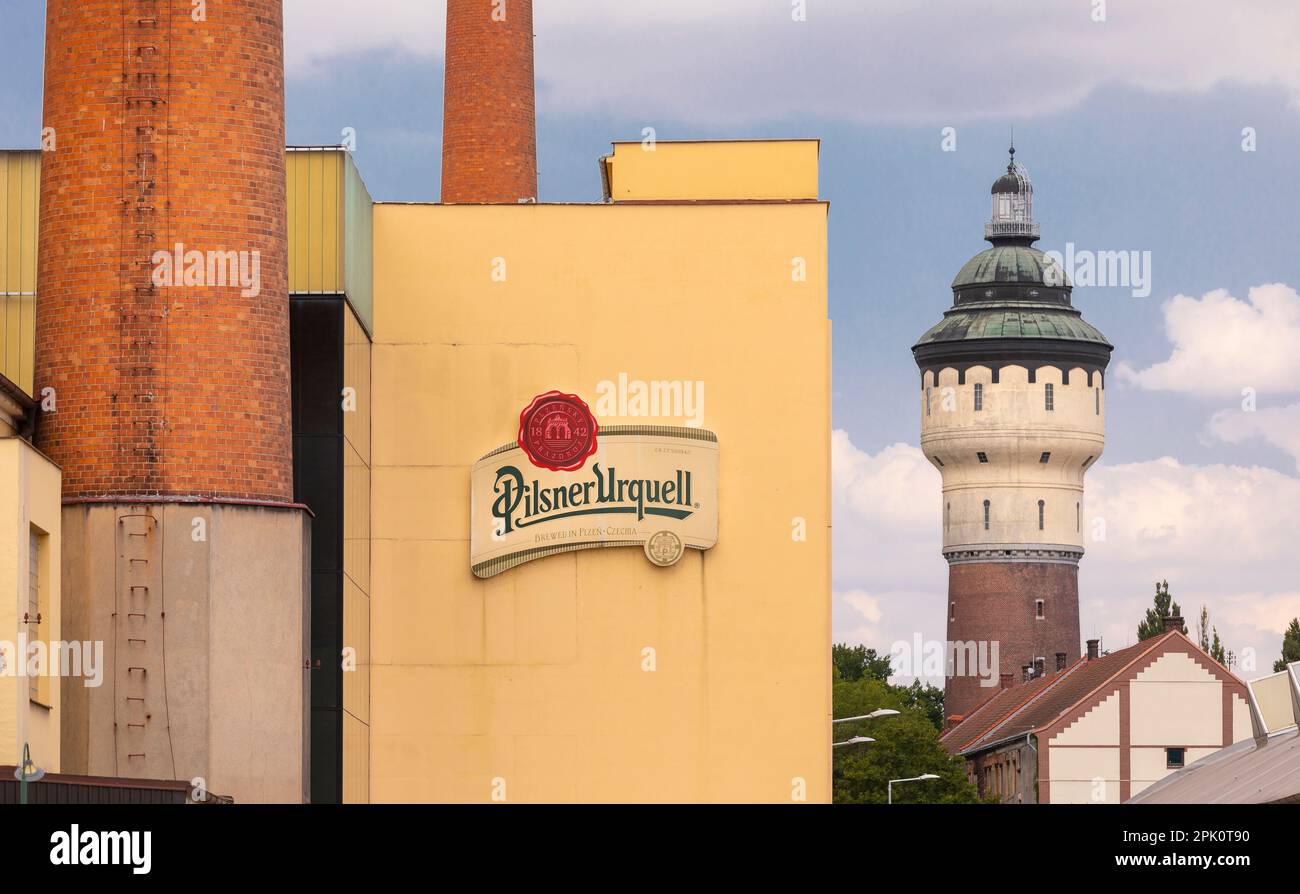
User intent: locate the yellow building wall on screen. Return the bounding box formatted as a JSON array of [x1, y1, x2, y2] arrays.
[[0, 151, 39, 395], [0, 437, 61, 771], [603, 140, 819, 202], [368, 191, 830, 802], [342, 307, 371, 803], [287, 149, 344, 295]]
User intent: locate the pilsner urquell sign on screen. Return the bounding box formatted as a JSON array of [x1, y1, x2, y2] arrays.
[[470, 391, 719, 578]]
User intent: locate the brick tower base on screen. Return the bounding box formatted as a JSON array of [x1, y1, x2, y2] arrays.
[[944, 558, 1080, 720]]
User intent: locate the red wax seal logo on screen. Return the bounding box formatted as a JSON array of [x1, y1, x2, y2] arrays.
[[517, 391, 599, 472]]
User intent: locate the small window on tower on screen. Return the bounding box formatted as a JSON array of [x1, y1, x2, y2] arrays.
[[1038, 500, 1045, 530], [949, 602, 956, 621], [1095, 387, 1100, 415], [977, 452, 989, 464], [1045, 383, 1055, 411], [1035, 599, 1045, 619], [1166, 747, 1185, 769], [1076, 502, 1081, 532], [926, 387, 932, 416], [974, 383, 983, 411], [983, 499, 991, 530], [1039, 452, 1051, 464]]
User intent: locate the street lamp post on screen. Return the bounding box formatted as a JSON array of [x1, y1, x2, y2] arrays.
[[13, 743, 44, 805], [888, 773, 940, 804], [831, 708, 899, 747], [832, 736, 875, 747], [832, 709, 900, 724]]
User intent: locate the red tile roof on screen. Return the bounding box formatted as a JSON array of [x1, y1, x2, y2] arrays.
[[943, 631, 1183, 755]]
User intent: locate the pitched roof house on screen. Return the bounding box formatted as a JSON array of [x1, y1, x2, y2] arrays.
[[940, 624, 1253, 803]]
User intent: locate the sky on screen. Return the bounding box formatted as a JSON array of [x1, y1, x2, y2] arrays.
[[3, 0, 1299, 682]]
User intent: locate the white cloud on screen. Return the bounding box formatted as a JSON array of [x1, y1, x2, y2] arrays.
[[1116, 284, 1300, 397], [1208, 402, 1300, 473], [832, 430, 1300, 682], [285, 0, 1300, 124]]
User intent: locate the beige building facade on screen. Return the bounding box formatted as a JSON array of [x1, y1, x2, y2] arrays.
[[364, 140, 832, 802]]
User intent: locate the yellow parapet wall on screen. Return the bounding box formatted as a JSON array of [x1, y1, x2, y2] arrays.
[[287, 147, 375, 333], [0, 151, 39, 395], [367, 158, 831, 802], [0, 147, 375, 399], [602, 139, 820, 202]]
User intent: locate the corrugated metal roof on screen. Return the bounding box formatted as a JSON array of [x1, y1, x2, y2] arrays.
[[1126, 727, 1300, 804]]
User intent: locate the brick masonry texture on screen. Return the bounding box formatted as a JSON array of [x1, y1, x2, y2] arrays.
[[441, 0, 538, 203], [36, 0, 292, 502], [946, 561, 1080, 719]]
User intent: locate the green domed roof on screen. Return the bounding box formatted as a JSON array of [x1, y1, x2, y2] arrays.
[[951, 245, 1067, 289], [915, 305, 1110, 347]]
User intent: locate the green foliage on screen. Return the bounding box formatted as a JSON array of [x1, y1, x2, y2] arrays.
[[1137, 580, 1185, 641], [832, 676, 985, 804], [832, 643, 892, 683], [895, 678, 946, 732], [1197, 605, 1210, 653], [1274, 618, 1300, 673], [1210, 627, 1225, 665]]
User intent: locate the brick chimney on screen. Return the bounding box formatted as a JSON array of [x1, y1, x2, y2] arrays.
[[441, 0, 538, 203], [999, 672, 1014, 690], [1086, 639, 1100, 660], [1055, 652, 1067, 671], [1163, 615, 1185, 633]]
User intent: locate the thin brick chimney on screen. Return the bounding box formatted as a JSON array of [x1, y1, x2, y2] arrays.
[[1033, 657, 1045, 678], [1021, 664, 1033, 683], [1086, 639, 1100, 660], [441, 0, 538, 203], [1163, 615, 1184, 633], [1055, 652, 1067, 671], [999, 672, 1014, 690]]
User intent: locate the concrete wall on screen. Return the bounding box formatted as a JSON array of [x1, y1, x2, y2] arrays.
[[922, 363, 1104, 553], [60, 502, 309, 802], [368, 180, 830, 801]]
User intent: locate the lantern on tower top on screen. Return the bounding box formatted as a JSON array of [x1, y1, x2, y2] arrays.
[[985, 145, 1039, 243]]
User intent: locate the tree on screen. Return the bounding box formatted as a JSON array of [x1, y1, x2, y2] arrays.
[[1275, 618, 1300, 673], [896, 678, 946, 732], [1210, 627, 1225, 665], [833, 675, 986, 804], [832, 643, 892, 683], [1197, 605, 1210, 653], [1137, 580, 1186, 641]]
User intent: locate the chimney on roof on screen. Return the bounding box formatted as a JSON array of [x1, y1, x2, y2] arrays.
[[1021, 664, 1033, 683], [1086, 639, 1100, 660], [1033, 657, 1045, 678], [1000, 672, 1014, 690], [1055, 652, 1067, 671], [441, 0, 538, 203], [1163, 615, 1184, 633]]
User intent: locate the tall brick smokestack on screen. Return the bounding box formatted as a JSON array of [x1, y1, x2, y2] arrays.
[[37, 0, 308, 803], [37, 0, 292, 502], [441, 0, 538, 203]]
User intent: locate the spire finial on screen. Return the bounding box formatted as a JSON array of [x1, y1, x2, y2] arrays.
[[1008, 127, 1016, 172]]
